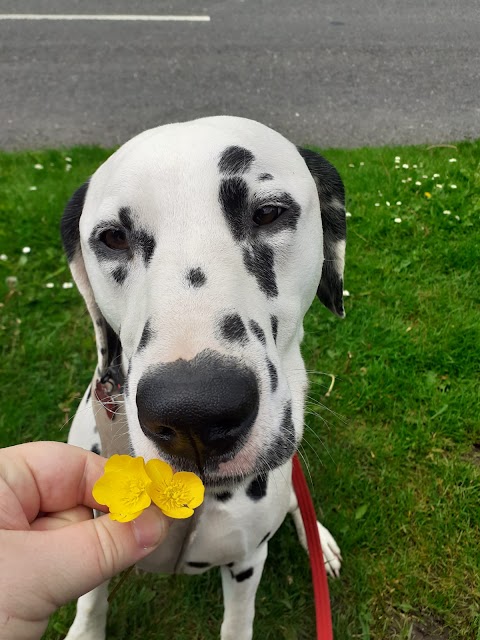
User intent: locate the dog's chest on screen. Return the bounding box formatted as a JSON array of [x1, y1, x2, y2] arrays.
[[137, 465, 292, 575]]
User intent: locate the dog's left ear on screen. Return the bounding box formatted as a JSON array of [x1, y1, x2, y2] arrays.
[[298, 148, 347, 318]]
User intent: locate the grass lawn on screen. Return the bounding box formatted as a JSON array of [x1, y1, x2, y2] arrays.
[[0, 140, 479, 639]]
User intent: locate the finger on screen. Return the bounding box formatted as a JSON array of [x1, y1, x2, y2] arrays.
[[1, 442, 108, 524], [31, 505, 94, 531], [1, 506, 170, 615]]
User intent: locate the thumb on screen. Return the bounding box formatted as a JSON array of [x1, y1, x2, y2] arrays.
[[33, 506, 169, 609]]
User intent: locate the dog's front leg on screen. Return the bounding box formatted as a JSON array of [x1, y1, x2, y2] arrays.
[[64, 582, 109, 640], [219, 544, 268, 640]]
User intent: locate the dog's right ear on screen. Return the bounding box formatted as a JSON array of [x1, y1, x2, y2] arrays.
[[298, 148, 347, 318], [60, 181, 113, 374]]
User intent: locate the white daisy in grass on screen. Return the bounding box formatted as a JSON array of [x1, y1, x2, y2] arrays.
[[455, 216, 460, 220], [62, 282, 74, 289], [343, 290, 350, 297], [394, 156, 401, 162], [407, 177, 412, 182], [401, 179, 407, 184], [45, 282, 55, 288], [435, 184, 443, 189], [28, 186, 37, 191], [422, 174, 428, 179], [449, 158, 457, 162], [413, 164, 418, 168], [415, 181, 422, 186], [66, 164, 72, 172], [443, 210, 451, 215], [22, 247, 31, 254], [64, 156, 72, 162], [346, 212, 352, 217], [374, 203, 380, 207], [433, 173, 440, 178], [402, 164, 409, 169], [396, 201, 402, 206], [450, 184, 457, 189], [348, 163, 355, 168], [386, 201, 391, 206], [34, 163, 43, 170], [394, 218, 402, 223]]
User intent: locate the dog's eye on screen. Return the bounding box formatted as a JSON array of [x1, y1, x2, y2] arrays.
[[253, 206, 285, 226], [100, 229, 129, 251]]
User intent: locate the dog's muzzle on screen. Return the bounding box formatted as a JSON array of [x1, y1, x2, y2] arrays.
[[136, 350, 259, 466]]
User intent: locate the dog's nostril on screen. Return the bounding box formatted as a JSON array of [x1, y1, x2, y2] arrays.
[[158, 426, 176, 440]]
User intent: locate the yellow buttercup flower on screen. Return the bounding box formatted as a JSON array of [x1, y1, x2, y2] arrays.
[[146, 459, 205, 519], [92, 455, 152, 522], [92, 454, 205, 522]]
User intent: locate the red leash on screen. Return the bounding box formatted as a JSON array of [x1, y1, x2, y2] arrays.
[[292, 454, 333, 640]]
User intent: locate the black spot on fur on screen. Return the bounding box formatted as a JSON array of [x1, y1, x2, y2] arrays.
[[267, 358, 278, 392], [258, 532, 271, 547], [243, 244, 278, 297], [90, 443, 101, 455], [137, 229, 156, 265], [112, 265, 128, 284], [215, 491, 233, 502], [249, 320, 266, 345], [235, 567, 254, 582], [219, 177, 249, 242], [263, 402, 295, 470], [246, 475, 268, 501], [86, 384, 92, 402], [119, 207, 156, 265], [138, 320, 153, 352], [100, 347, 107, 356], [258, 173, 273, 181], [226, 562, 235, 568], [270, 315, 278, 342], [219, 146, 255, 175], [60, 180, 89, 262], [187, 267, 207, 288], [187, 561, 211, 568], [220, 314, 248, 344], [118, 206, 133, 231]]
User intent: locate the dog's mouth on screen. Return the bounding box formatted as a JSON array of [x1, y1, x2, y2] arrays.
[[143, 421, 295, 490], [142, 429, 252, 489]]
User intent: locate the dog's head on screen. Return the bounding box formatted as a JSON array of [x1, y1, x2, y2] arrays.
[[61, 116, 346, 486]]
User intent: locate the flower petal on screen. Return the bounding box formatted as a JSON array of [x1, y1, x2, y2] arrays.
[[145, 459, 175, 485], [159, 504, 195, 519], [104, 454, 134, 473], [109, 509, 145, 523]]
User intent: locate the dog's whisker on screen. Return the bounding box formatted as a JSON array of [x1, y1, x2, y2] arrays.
[[302, 423, 336, 465]]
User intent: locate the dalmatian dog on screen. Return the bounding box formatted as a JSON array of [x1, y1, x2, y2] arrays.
[[61, 116, 346, 640]]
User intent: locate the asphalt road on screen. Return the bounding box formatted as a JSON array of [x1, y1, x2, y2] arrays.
[[1, 0, 479, 150]]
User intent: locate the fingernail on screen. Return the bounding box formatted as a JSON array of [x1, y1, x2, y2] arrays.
[[131, 507, 168, 549]]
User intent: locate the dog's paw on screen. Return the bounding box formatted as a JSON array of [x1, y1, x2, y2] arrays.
[[318, 521, 342, 578]]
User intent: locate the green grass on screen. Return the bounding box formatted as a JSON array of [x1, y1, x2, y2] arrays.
[[1, 141, 479, 639]]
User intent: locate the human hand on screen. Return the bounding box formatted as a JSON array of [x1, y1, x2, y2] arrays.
[[0, 441, 170, 640]]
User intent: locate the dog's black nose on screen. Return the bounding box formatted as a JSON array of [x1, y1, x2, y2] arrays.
[[136, 351, 259, 463]]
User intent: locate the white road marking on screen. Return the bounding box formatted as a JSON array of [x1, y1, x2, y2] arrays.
[[0, 14, 211, 22]]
